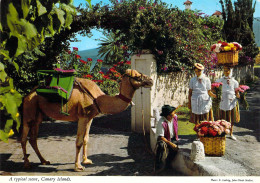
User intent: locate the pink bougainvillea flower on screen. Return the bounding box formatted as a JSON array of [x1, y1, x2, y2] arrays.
[[239, 85, 250, 91], [211, 82, 223, 89], [235, 87, 244, 93], [73, 47, 78, 51], [157, 50, 163, 55]]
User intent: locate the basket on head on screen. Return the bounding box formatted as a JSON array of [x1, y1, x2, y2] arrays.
[[216, 51, 238, 66]]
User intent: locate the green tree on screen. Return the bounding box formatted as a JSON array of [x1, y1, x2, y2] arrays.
[[97, 31, 130, 65], [220, 0, 259, 61], [0, 0, 91, 142]]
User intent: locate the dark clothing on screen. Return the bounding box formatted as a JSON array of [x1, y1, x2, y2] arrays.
[[155, 138, 178, 170]]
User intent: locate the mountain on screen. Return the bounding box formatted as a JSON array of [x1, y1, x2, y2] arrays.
[[78, 48, 103, 62], [253, 17, 260, 47], [78, 48, 105, 71]]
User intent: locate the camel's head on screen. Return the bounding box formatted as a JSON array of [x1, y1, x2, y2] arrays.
[[123, 69, 153, 89]]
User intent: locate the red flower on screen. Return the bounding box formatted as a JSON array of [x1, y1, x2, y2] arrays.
[[75, 55, 81, 59], [97, 80, 104, 83], [73, 47, 78, 51], [125, 61, 131, 65], [99, 71, 104, 75], [87, 58, 92, 61], [210, 45, 216, 51], [221, 42, 228, 47], [80, 60, 87, 64], [109, 67, 116, 72], [97, 59, 103, 63], [85, 74, 93, 78], [200, 126, 208, 135], [103, 75, 109, 79], [67, 50, 71, 54], [208, 129, 218, 136], [115, 74, 120, 78], [113, 64, 118, 67]]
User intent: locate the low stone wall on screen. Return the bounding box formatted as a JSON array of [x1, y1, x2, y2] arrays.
[[151, 65, 254, 110]]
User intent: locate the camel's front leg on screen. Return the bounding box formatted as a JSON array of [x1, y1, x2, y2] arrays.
[[75, 118, 88, 172], [82, 119, 93, 165]]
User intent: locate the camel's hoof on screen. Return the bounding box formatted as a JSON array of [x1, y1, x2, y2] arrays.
[[74, 166, 85, 172], [24, 164, 32, 170], [41, 160, 50, 165], [82, 159, 93, 165]]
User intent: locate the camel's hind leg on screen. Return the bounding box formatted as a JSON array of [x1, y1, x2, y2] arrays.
[[29, 112, 50, 165], [82, 119, 93, 165], [21, 122, 31, 169]]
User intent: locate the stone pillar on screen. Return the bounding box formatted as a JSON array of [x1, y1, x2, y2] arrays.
[[131, 53, 157, 133]]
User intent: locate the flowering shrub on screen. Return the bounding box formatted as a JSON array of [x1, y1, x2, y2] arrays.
[[211, 41, 242, 53], [95, 0, 223, 73], [194, 120, 231, 137], [58, 47, 82, 72], [236, 85, 250, 110]]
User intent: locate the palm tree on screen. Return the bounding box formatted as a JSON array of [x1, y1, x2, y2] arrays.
[[97, 31, 125, 65]]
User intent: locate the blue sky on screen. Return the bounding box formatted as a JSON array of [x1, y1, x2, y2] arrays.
[[70, 0, 260, 51]]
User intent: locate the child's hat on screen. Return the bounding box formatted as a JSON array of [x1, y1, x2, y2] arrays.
[[194, 63, 204, 70], [160, 105, 176, 117]]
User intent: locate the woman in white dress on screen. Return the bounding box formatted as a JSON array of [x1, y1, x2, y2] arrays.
[[216, 66, 240, 140], [188, 63, 216, 124]]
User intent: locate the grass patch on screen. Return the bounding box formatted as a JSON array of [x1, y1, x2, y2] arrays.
[[175, 106, 196, 135]]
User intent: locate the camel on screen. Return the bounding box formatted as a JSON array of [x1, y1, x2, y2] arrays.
[[21, 69, 153, 171]]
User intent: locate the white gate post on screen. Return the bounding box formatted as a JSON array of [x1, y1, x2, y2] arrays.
[[131, 53, 157, 133]]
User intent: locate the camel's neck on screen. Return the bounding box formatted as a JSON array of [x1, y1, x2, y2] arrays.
[[96, 77, 136, 114]]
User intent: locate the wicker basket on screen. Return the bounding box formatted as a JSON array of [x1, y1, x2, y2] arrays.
[[200, 136, 226, 156], [216, 51, 238, 66]]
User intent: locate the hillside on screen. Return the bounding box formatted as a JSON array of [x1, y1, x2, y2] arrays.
[[253, 17, 260, 47], [78, 48, 103, 61], [78, 48, 104, 70]]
